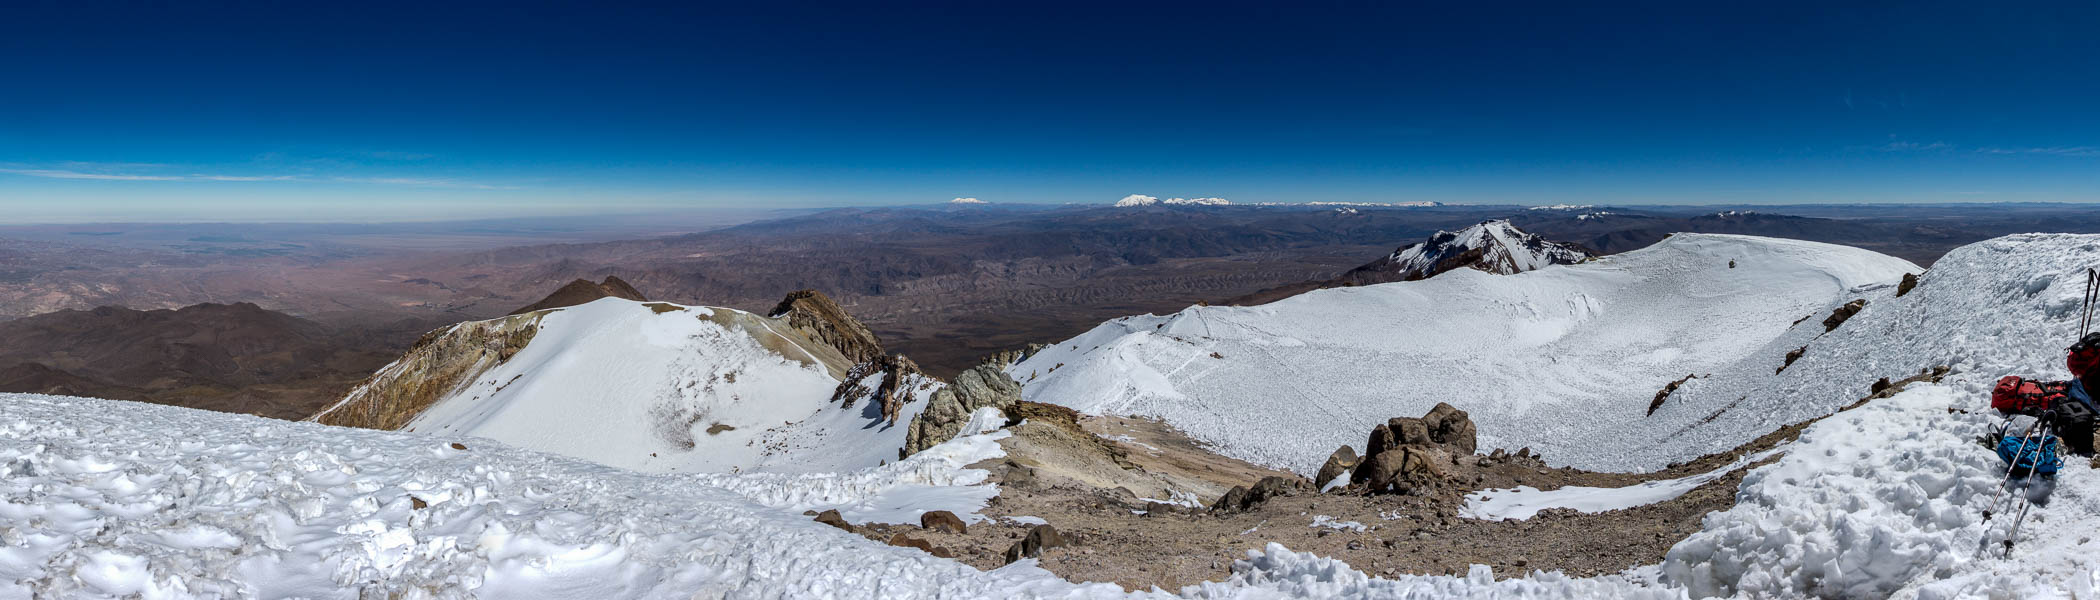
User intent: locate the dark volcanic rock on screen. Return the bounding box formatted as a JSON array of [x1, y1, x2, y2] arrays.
[[1897, 272, 1920, 297], [508, 276, 647, 315], [1778, 346, 1807, 374], [1823, 299, 1867, 332], [1648, 374, 1699, 416]]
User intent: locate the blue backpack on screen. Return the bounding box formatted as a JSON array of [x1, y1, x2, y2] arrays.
[[1996, 425, 2064, 476]]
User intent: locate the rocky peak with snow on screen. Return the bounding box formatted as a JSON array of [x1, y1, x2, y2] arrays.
[[1366, 219, 1592, 283]]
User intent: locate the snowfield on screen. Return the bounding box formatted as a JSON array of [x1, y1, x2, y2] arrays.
[[1011, 233, 1920, 473], [0, 393, 1680, 599], [1613, 234, 2100, 470], [387, 298, 937, 475]]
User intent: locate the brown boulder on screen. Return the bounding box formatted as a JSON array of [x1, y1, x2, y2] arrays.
[[920, 510, 968, 534], [1003, 524, 1068, 563], [1421, 402, 1477, 454], [1390, 417, 1433, 447], [1363, 423, 1397, 461], [1314, 445, 1360, 489], [813, 509, 852, 531], [1359, 447, 1446, 495], [1210, 475, 1310, 513], [1896, 272, 1919, 297]]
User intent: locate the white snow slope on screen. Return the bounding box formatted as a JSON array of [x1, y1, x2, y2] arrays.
[[1605, 233, 2100, 470], [1012, 233, 1919, 473], [393, 298, 936, 475]]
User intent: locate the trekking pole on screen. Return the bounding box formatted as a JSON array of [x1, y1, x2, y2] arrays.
[[2082, 269, 2097, 337], [1975, 418, 2047, 558], [1999, 417, 2055, 558], [1981, 418, 2042, 522]]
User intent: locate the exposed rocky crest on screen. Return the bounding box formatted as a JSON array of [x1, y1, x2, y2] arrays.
[[830, 353, 928, 424], [310, 312, 544, 429], [507, 276, 646, 315], [902, 363, 1023, 457], [770, 290, 886, 365]]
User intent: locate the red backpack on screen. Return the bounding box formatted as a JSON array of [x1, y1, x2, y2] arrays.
[[2068, 333, 2100, 380], [1993, 376, 2070, 415]]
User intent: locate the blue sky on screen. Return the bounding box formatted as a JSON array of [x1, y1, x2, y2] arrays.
[[1, 1, 2096, 221]]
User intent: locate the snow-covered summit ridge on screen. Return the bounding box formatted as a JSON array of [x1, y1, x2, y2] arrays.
[[1010, 233, 1920, 473], [1381, 219, 1592, 280]]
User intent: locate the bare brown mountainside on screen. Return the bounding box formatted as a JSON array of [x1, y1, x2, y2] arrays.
[[0, 303, 406, 419], [508, 275, 648, 314], [390, 205, 1505, 374]]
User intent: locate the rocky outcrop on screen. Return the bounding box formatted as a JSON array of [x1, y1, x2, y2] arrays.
[[1822, 299, 1867, 332], [508, 276, 646, 315], [1003, 524, 1068, 564], [901, 363, 1023, 457], [1896, 272, 1920, 297], [1778, 346, 1807, 374], [1648, 374, 1699, 415], [1344, 403, 1477, 495], [311, 312, 543, 430], [830, 353, 927, 424], [769, 290, 886, 364], [1209, 475, 1310, 513], [979, 344, 1048, 370]]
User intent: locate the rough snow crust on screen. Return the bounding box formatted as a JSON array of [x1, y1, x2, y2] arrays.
[[1012, 233, 1919, 473], [0, 394, 1676, 599], [400, 298, 933, 475], [1662, 383, 2100, 599], [1615, 234, 2100, 471]]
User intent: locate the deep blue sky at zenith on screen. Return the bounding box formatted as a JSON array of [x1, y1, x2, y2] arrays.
[[1, 1, 2096, 221]]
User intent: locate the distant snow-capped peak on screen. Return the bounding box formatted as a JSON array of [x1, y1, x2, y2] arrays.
[[1115, 194, 1233, 207], [1382, 219, 1590, 279], [949, 197, 987, 204]]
